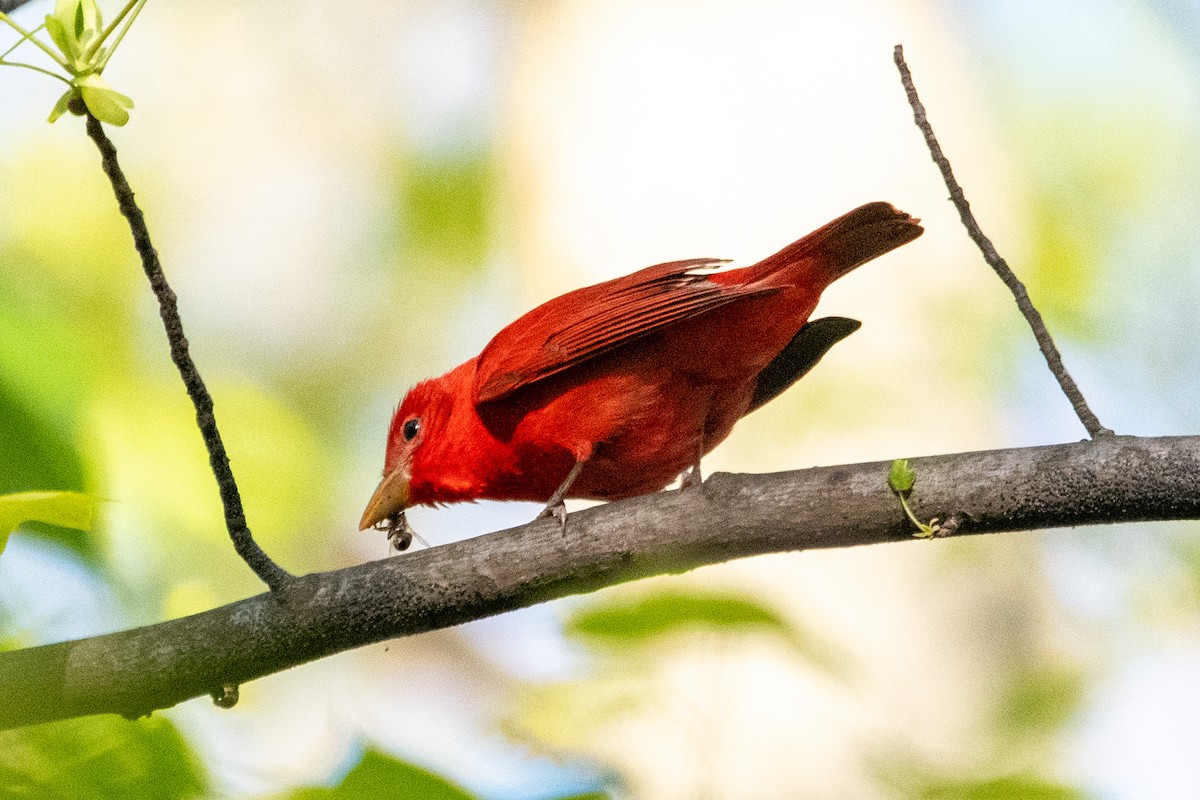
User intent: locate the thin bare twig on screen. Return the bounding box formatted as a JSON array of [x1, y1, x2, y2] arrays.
[[85, 114, 291, 591], [892, 44, 1112, 439]]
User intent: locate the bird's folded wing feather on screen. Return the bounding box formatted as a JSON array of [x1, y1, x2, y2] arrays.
[[474, 258, 780, 405], [745, 316, 861, 415]]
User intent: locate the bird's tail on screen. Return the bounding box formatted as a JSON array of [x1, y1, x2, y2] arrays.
[[749, 202, 923, 287]]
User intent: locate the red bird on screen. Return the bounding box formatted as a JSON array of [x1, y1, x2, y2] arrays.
[[360, 202, 922, 541]]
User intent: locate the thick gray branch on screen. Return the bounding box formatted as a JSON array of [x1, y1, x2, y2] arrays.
[[3, 434, 1199, 730]]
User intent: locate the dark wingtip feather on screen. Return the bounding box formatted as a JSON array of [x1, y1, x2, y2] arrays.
[[745, 316, 862, 414]]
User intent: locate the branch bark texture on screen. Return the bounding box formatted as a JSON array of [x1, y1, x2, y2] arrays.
[[3, 434, 1199, 730]]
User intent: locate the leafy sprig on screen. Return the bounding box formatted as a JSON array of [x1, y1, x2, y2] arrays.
[[0, 0, 148, 126], [888, 459, 941, 539]]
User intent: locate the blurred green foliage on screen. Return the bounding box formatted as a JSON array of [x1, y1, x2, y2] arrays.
[[0, 143, 136, 566], [0, 716, 206, 800], [285, 748, 477, 800], [566, 589, 793, 643], [909, 775, 1090, 800], [394, 151, 495, 270], [0, 381, 92, 559], [0, 490, 95, 555], [282, 748, 609, 800], [564, 587, 842, 672], [1015, 105, 1178, 342], [514, 585, 849, 771], [993, 663, 1085, 742]]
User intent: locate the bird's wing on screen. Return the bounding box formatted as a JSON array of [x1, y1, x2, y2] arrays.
[[744, 317, 860, 415], [474, 258, 780, 405]]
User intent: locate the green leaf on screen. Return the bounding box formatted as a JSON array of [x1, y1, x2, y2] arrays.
[[0, 491, 96, 556], [567, 590, 793, 644], [888, 458, 916, 493], [48, 88, 76, 122], [78, 73, 133, 126], [77, 0, 102, 52], [287, 749, 478, 800], [0, 715, 206, 800], [43, 13, 76, 61], [50, 0, 94, 39]]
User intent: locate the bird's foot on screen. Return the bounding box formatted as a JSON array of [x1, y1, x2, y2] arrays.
[[679, 464, 704, 492], [536, 500, 569, 533]]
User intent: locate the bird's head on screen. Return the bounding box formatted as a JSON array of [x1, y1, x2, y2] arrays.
[[358, 361, 482, 532], [358, 380, 436, 532]]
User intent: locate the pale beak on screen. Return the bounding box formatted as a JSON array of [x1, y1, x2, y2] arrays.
[[359, 466, 411, 531]]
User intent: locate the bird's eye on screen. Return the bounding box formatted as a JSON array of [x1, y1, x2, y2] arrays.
[[402, 418, 421, 442]]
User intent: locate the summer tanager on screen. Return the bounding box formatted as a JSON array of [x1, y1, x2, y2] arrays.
[[360, 202, 922, 541]]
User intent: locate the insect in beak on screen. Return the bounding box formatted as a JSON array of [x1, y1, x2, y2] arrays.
[[371, 510, 427, 553]]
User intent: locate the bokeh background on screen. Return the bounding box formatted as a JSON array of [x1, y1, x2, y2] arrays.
[[3, 0, 1200, 798]]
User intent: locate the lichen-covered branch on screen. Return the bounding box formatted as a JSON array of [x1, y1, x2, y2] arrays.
[[3, 433, 1198, 730]]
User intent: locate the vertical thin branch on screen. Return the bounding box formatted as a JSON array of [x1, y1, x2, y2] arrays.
[[85, 114, 291, 591], [893, 44, 1112, 439]]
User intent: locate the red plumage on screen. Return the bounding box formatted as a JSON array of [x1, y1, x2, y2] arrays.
[[360, 202, 922, 531]]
